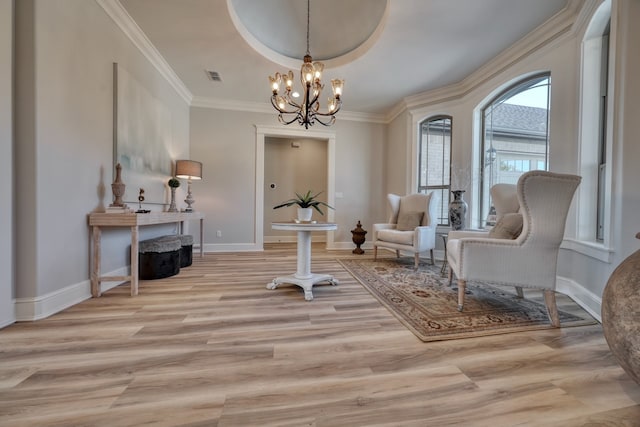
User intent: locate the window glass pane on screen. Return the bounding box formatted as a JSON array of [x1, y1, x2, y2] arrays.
[[480, 75, 550, 224], [418, 116, 452, 226]]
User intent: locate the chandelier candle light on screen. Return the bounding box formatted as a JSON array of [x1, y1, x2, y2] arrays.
[[175, 160, 202, 212], [268, 0, 344, 129]]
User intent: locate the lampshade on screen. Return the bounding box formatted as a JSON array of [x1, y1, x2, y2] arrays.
[[175, 160, 202, 180]]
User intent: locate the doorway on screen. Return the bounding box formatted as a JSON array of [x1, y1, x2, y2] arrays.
[[255, 125, 336, 250]]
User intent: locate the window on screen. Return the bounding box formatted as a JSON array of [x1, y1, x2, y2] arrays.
[[418, 116, 452, 226], [596, 25, 609, 241], [480, 74, 550, 223], [577, 0, 612, 247]]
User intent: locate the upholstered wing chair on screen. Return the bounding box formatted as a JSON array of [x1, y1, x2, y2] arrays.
[[447, 170, 581, 326], [373, 192, 438, 269]]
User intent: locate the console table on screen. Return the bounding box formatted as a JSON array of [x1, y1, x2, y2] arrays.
[[88, 211, 204, 297], [267, 221, 338, 301]]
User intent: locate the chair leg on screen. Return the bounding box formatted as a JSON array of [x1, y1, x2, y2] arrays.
[[430, 249, 435, 265], [414, 253, 419, 270], [395, 250, 400, 258], [457, 279, 466, 312], [544, 289, 560, 327], [373, 245, 378, 261], [448, 267, 453, 286], [515, 286, 524, 298]]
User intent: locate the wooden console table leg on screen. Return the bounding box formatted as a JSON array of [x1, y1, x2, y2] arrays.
[[91, 226, 102, 297], [130, 225, 139, 296], [200, 218, 204, 257]]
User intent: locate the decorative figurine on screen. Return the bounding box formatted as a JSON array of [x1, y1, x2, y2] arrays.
[[110, 163, 126, 207], [136, 188, 150, 213], [351, 220, 367, 254]]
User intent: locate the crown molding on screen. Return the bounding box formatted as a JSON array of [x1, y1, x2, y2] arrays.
[[572, 0, 606, 37], [95, 0, 193, 105], [191, 96, 386, 124], [191, 96, 272, 114], [394, 0, 584, 117]]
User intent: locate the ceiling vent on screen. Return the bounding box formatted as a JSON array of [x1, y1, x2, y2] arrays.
[[206, 70, 222, 82]]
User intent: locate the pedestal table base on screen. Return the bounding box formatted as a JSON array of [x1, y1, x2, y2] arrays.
[[267, 274, 339, 301]]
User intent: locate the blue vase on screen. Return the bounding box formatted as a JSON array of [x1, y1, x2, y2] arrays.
[[448, 190, 468, 230]]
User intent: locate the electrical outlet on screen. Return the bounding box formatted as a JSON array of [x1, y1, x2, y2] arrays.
[[216, 230, 222, 237]]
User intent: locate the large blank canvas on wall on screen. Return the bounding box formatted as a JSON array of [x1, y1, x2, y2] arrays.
[[114, 63, 172, 205]]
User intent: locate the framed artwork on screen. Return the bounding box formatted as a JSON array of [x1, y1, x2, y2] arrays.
[[113, 63, 172, 205]]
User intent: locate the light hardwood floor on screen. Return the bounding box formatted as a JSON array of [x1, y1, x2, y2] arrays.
[[1, 244, 639, 426]]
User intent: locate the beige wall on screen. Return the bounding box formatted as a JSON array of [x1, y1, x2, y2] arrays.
[[0, 0, 15, 327], [13, 0, 190, 318], [189, 107, 386, 250]]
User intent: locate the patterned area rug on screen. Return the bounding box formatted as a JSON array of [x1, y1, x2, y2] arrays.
[[339, 258, 596, 342]]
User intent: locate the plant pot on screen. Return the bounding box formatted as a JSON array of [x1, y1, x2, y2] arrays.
[[297, 207, 313, 221]]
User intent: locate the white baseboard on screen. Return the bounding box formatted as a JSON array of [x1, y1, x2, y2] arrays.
[[264, 236, 326, 244], [202, 243, 263, 252], [557, 276, 602, 322], [15, 267, 128, 322], [0, 309, 16, 328]]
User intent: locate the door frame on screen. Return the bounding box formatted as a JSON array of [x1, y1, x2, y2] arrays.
[[255, 125, 336, 250]]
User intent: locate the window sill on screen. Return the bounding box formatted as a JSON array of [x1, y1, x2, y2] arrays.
[[560, 238, 613, 263]]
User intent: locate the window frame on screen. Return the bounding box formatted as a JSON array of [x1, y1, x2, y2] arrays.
[[417, 115, 453, 227], [479, 73, 551, 226]]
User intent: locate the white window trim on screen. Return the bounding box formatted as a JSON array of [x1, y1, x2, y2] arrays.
[[575, 0, 615, 253]]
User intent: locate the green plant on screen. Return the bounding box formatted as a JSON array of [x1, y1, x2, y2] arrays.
[[273, 190, 334, 215], [168, 178, 181, 188]]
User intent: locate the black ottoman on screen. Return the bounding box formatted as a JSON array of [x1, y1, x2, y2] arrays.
[[155, 234, 194, 268], [138, 237, 181, 280], [176, 234, 194, 267]]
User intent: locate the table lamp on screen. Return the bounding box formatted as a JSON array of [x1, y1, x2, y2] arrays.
[[175, 159, 202, 212]]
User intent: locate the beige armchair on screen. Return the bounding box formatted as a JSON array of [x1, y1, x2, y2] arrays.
[[373, 192, 438, 269], [447, 170, 581, 326]]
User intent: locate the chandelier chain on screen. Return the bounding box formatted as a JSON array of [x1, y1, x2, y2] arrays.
[[306, 0, 310, 56]]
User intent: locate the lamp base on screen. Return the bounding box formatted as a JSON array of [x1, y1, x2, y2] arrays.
[[183, 179, 195, 212]]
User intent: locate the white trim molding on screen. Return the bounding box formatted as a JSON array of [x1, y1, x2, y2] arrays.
[[191, 96, 386, 123], [203, 243, 263, 252], [557, 275, 603, 322], [95, 0, 193, 105], [255, 125, 337, 251], [15, 267, 127, 322], [388, 0, 583, 122], [561, 238, 614, 263]]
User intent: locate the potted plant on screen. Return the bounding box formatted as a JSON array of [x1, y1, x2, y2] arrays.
[[274, 190, 334, 221], [167, 178, 181, 212]]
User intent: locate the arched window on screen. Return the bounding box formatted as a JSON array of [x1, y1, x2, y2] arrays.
[[480, 74, 551, 223], [418, 115, 452, 226]]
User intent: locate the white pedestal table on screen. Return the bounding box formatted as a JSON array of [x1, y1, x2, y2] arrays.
[[268, 221, 338, 301]]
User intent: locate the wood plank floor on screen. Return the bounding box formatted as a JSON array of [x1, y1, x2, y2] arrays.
[[1, 244, 639, 426]]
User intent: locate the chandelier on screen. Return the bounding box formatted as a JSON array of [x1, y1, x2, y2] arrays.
[[268, 0, 344, 129]]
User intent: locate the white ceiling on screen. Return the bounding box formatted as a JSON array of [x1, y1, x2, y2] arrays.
[[118, 0, 569, 116]]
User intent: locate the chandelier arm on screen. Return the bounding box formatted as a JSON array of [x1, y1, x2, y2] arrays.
[[285, 97, 302, 110], [314, 115, 336, 126], [271, 95, 302, 114], [314, 100, 342, 117], [278, 113, 302, 126]]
